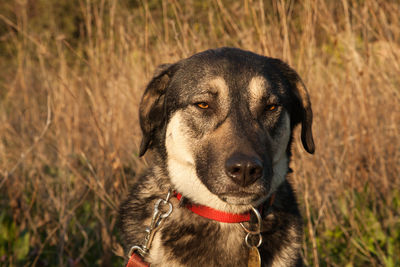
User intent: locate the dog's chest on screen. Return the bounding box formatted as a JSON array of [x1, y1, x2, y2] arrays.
[[147, 206, 249, 267]]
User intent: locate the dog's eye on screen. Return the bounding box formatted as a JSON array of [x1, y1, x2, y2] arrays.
[[196, 102, 209, 109], [266, 105, 278, 111]]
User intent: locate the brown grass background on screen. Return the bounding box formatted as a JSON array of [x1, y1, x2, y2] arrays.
[[0, 0, 399, 266]]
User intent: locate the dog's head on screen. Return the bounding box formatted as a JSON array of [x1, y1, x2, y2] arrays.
[[139, 48, 314, 212]]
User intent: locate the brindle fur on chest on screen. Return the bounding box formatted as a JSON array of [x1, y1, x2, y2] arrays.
[[160, 212, 247, 266]]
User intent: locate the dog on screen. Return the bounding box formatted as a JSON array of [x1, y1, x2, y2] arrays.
[[119, 47, 315, 267]]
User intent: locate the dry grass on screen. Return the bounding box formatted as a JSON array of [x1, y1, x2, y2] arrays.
[[0, 0, 399, 266]]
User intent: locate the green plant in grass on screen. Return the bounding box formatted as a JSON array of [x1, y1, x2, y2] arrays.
[[0, 211, 30, 266], [305, 187, 400, 266]]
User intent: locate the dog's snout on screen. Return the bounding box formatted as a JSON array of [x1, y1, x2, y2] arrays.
[[225, 154, 263, 187]]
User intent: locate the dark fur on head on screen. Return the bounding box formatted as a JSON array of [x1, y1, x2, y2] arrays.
[[139, 48, 314, 157]]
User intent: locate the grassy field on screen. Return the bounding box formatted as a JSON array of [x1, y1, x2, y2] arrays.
[[0, 0, 399, 266]]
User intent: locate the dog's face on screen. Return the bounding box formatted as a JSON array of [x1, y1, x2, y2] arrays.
[[139, 48, 314, 212]]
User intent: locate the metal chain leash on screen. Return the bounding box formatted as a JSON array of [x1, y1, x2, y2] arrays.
[[128, 190, 173, 258]]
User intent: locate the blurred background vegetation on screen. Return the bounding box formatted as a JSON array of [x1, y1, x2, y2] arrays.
[[0, 0, 399, 266]]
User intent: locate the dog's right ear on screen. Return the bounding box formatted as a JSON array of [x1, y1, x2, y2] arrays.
[[139, 63, 176, 156]]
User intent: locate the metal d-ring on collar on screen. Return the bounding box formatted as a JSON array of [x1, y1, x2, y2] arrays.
[[240, 206, 263, 248]]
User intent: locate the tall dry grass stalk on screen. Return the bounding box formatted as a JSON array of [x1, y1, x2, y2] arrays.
[[0, 0, 399, 266]]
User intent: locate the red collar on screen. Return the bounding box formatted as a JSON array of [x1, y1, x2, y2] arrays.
[[175, 192, 275, 223]]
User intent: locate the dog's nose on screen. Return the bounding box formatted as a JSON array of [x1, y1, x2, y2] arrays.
[[225, 154, 263, 187]]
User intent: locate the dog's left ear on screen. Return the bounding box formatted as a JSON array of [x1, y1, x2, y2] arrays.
[[139, 63, 177, 156], [276, 61, 315, 154], [290, 77, 315, 154]]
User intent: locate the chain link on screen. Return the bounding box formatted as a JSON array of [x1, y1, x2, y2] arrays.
[[240, 206, 263, 248], [128, 190, 173, 258]]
